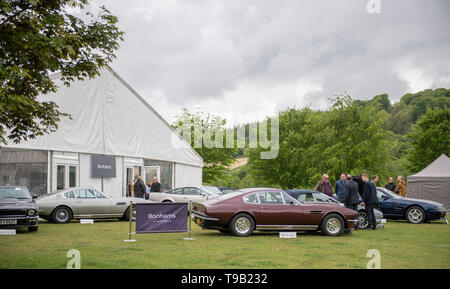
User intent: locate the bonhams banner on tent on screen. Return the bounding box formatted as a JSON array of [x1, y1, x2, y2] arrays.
[[135, 203, 188, 233]]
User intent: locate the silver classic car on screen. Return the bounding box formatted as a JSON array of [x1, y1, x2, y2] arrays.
[[37, 187, 152, 223], [149, 186, 223, 203]]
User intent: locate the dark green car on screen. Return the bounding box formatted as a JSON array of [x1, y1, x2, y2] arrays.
[[0, 186, 39, 232]]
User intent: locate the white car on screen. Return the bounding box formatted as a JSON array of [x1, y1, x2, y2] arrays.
[[149, 186, 223, 203]]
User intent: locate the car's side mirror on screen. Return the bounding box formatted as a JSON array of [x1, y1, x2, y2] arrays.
[[32, 195, 38, 199], [381, 195, 389, 200]]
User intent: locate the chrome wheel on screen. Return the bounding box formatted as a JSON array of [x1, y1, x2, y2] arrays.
[[326, 217, 342, 234], [357, 211, 369, 229], [235, 217, 251, 234], [55, 208, 70, 223], [407, 207, 424, 223]]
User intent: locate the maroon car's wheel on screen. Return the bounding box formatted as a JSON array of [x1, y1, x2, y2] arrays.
[[321, 213, 345, 236], [229, 213, 254, 237]]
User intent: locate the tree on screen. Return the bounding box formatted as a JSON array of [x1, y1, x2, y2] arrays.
[[407, 108, 450, 173], [0, 0, 124, 144], [247, 95, 391, 189], [172, 109, 238, 184]]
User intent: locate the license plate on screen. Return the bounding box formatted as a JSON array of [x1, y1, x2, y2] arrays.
[[0, 219, 17, 225]]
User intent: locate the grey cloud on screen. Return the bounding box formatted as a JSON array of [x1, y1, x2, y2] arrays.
[[91, 0, 449, 123]]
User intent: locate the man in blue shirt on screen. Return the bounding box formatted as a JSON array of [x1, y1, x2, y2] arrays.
[[335, 173, 348, 203]]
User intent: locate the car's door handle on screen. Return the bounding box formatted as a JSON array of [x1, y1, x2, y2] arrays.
[[309, 210, 323, 215], [261, 206, 268, 209]]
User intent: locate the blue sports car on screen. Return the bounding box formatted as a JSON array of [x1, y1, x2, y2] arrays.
[[375, 187, 446, 224]]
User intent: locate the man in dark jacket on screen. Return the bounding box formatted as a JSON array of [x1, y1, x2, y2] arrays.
[[133, 176, 147, 198], [150, 177, 161, 193], [344, 174, 360, 229], [314, 174, 334, 197], [361, 174, 379, 230], [385, 177, 396, 192]]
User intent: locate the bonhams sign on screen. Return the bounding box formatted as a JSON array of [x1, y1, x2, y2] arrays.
[[136, 203, 188, 233], [91, 154, 116, 178]]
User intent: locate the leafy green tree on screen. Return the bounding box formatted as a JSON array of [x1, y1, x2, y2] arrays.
[[407, 108, 450, 173], [172, 109, 238, 184], [389, 88, 450, 135], [247, 95, 391, 189], [0, 0, 124, 144]]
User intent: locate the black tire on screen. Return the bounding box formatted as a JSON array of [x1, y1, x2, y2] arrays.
[[162, 200, 172, 203], [229, 213, 254, 237], [28, 226, 38, 232], [51, 206, 72, 224], [357, 210, 369, 229], [321, 213, 345, 236], [122, 206, 131, 221], [406, 206, 425, 224]]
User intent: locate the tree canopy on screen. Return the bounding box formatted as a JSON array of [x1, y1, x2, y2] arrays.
[[0, 0, 123, 145], [407, 108, 450, 173], [172, 109, 238, 184]]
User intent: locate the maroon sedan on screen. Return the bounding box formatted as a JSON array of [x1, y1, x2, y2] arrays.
[[192, 188, 357, 237]]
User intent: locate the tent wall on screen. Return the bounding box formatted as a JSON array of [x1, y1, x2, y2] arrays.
[[175, 163, 202, 188], [5, 67, 203, 168], [407, 177, 450, 210]]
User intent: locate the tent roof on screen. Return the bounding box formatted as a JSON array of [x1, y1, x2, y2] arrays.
[[5, 66, 203, 167], [409, 154, 450, 177]]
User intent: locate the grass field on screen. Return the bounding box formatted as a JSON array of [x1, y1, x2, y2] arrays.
[[1, 217, 449, 269]]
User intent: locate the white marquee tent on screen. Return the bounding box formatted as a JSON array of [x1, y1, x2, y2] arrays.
[[407, 154, 450, 210], [2, 66, 203, 197]]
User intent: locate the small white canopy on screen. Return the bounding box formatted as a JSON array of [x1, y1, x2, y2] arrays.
[[408, 154, 450, 210], [6, 66, 203, 168]]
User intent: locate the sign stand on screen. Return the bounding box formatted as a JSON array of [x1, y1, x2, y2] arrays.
[[124, 201, 137, 242], [183, 201, 195, 240]]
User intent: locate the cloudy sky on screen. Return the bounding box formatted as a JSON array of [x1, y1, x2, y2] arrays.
[[87, 0, 449, 125]]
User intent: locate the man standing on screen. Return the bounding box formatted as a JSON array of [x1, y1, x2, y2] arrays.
[[385, 177, 396, 192], [361, 174, 378, 230], [314, 174, 334, 197], [335, 173, 348, 203], [344, 174, 360, 230], [133, 176, 147, 198], [150, 177, 162, 193], [393, 176, 407, 197]]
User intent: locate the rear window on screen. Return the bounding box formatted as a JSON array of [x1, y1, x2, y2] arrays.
[[210, 191, 244, 202], [64, 191, 76, 199], [243, 193, 259, 204]]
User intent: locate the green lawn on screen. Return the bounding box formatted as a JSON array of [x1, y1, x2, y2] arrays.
[[1, 217, 449, 269]]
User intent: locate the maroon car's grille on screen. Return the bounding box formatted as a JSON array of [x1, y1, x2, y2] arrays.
[[0, 210, 26, 217]]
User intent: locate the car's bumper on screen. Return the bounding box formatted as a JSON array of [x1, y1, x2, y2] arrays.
[[192, 212, 222, 230], [0, 216, 39, 229], [346, 219, 358, 229], [426, 209, 446, 221]]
